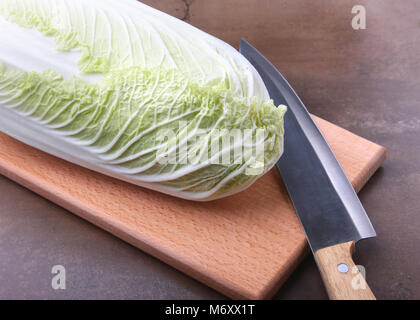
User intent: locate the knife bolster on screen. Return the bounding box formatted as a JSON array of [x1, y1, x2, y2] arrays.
[[314, 241, 376, 300]]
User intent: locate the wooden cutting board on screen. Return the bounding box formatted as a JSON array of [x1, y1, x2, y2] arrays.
[[0, 115, 386, 299]]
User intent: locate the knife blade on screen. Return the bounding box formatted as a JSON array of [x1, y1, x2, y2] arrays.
[[240, 39, 376, 300]]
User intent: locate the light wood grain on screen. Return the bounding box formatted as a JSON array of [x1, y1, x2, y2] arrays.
[[0, 115, 386, 299], [315, 241, 376, 300]]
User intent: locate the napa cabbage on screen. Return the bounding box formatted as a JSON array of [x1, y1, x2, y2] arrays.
[[0, 0, 286, 200]]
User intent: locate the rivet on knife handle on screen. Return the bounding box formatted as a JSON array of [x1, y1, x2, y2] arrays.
[[315, 241, 376, 300]]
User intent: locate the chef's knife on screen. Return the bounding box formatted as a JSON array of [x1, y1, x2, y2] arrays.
[[240, 39, 377, 300]]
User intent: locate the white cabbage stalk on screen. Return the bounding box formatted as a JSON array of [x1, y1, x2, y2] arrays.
[[0, 0, 286, 200]]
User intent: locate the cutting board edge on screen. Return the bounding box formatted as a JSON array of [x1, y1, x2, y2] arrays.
[[255, 241, 309, 300], [355, 145, 386, 193], [313, 115, 387, 193]]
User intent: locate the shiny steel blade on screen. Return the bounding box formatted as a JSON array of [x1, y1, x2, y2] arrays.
[[240, 39, 376, 252]]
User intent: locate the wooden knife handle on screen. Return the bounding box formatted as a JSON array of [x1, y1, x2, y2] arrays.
[[314, 241, 376, 300]]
